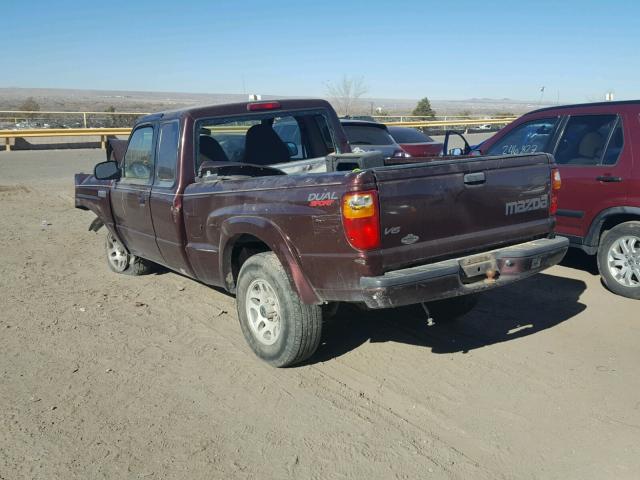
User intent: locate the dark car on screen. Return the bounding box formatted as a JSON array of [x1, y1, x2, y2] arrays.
[[340, 119, 411, 159], [475, 100, 640, 299], [387, 126, 443, 157]]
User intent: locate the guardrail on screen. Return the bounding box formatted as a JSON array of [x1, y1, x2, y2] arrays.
[[0, 110, 147, 129], [0, 127, 131, 151], [383, 117, 516, 128], [0, 117, 517, 152]]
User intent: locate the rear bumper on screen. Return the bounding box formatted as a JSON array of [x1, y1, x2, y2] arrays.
[[359, 236, 569, 309]]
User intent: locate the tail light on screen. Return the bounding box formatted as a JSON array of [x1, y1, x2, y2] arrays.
[[342, 190, 380, 250], [550, 168, 561, 215], [247, 101, 281, 111], [393, 149, 412, 158]]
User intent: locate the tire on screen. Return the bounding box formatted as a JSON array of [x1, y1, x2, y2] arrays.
[[105, 231, 152, 276], [597, 221, 640, 300], [236, 252, 322, 367]]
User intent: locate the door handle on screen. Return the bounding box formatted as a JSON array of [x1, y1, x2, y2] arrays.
[[464, 172, 486, 185], [596, 175, 622, 183], [138, 193, 146, 205]]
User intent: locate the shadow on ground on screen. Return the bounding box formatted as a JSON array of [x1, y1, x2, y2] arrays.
[[310, 272, 587, 364], [559, 248, 599, 275]]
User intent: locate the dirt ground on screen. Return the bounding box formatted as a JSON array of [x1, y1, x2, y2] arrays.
[[1, 149, 639, 480]]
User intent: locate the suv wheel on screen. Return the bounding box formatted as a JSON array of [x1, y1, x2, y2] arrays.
[[236, 252, 322, 367], [597, 221, 640, 299]]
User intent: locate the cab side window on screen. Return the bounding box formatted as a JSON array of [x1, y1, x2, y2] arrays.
[[486, 118, 558, 156], [122, 126, 155, 184], [155, 121, 179, 187], [554, 115, 618, 166]]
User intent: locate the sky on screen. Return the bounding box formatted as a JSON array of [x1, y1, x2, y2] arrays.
[[2, 0, 640, 102]]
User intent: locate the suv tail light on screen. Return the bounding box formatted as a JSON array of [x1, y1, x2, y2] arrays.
[[550, 168, 561, 215], [393, 149, 412, 158], [342, 190, 380, 250]]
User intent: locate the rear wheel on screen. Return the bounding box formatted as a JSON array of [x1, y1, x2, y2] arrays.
[[597, 221, 640, 299], [236, 252, 322, 367], [105, 232, 152, 276]]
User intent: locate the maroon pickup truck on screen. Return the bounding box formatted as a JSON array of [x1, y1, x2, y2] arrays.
[[75, 99, 568, 367]]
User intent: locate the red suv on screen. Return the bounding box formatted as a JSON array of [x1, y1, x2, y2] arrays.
[[475, 101, 640, 299]]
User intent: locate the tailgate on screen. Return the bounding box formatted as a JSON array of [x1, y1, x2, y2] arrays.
[[373, 153, 554, 271]]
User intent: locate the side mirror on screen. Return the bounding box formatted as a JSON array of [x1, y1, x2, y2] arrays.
[[285, 142, 298, 157], [442, 130, 472, 157], [94, 160, 121, 180]]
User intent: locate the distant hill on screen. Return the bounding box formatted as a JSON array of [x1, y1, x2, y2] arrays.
[[0, 87, 556, 116]]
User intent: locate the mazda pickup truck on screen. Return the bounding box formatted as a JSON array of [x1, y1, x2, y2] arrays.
[[75, 99, 568, 367]]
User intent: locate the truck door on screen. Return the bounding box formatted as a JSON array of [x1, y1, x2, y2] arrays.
[[553, 114, 630, 240], [111, 124, 164, 263], [149, 120, 195, 276]]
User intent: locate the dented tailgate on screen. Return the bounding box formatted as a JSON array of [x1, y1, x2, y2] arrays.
[[373, 153, 556, 271]]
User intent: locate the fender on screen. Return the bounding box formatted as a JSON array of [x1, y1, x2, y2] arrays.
[[74, 173, 129, 254], [584, 206, 640, 249], [218, 216, 321, 305]]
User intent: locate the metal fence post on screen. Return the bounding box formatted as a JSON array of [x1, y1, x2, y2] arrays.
[[83, 113, 88, 128]]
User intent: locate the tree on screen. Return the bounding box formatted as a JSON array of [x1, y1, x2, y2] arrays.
[[325, 75, 368, 116], [104, 105, 135, 127], [412, 97, 435, 118], [19, 97, 40, 112]]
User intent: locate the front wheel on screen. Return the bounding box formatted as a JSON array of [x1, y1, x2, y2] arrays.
[[236, 252, 322, 367], [105, 231, 152, 275], [597, 221, 640, 300]]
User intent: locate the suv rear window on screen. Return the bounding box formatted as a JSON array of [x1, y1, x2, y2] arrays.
[[554, 114, 620, 166], [343, 125, 394, 145]]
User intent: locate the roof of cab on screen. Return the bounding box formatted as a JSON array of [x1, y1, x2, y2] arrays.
[[136, 98, 334, 124]]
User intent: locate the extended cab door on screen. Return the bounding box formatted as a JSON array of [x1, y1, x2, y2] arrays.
[[552, 113, 630, 240], [149, 120, 195, 276], [111, 124, 164, 263]]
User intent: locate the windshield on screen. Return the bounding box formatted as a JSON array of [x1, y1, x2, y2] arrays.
[[343, 125, 395, 145]]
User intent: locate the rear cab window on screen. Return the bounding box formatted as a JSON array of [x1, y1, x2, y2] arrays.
[[195, 108, 337, 175], [486, 117, 559, 156]]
